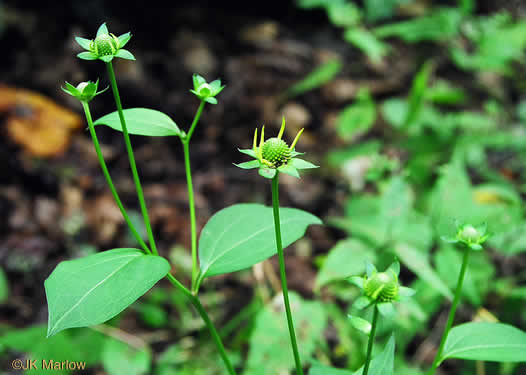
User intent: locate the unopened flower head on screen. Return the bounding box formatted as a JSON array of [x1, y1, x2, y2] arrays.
[[442, 221, 489, 251], [61, 79, 108, 102], [190, 74, 225, 104], [364, 270, 399, 303], [348, 261, 415, 317], [75, 23, 135, 63], [235, 117, 318, 179]]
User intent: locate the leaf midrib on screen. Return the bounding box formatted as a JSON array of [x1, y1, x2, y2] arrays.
[[48, 254, 139, 335], [200, 215, 312, 277]]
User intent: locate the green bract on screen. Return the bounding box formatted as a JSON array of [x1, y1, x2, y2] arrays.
[[442, 221, 489, 251], [75, 23, 135, 63], [61, 80, 108, 102], [190, 74, 225, 104], [235, 117, 319, 179], [349, 261, 415, 317]]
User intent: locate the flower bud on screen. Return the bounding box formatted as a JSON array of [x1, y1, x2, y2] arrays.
[[459, 225, 479, 242], [262, 138, 292, 167], [364, 271, 399, 303], [61, 80, 108, 103], [93, 33, 119, 56]]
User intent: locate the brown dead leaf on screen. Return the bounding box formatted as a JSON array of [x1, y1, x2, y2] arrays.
[[0, 86, 82, 157]]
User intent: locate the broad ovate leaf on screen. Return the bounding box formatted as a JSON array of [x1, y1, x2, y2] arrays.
[[45, 249, 170, 337], [94, 108, 181, 137], [440, 322, 526, 364], [198, 204, 321, 282]]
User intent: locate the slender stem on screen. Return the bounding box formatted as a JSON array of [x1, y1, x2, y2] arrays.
[[185, 100, 206, 142], [183, 141, 199, 291], [81, 101, 150, 255], [106, 61, 158, 255], [363, 306, 379, 375], [181, 100, 206, 292], [427, 245, 471, 375], [165, 273, 237, 375], [271, 173, 304, 375]]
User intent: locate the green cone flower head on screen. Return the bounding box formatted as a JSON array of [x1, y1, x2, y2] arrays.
[[75, 23, 135, 63], [93, 33, 119, 56], [262, 138, 291, 167], [235, 117, 319, 179], [190, 74, 225, 104], [442, 221, 489, 251], [348, 261, 415, 318], [364, 270, 399, 303], [61, 79, 108, 102]]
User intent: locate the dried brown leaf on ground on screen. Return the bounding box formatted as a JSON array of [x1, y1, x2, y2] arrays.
[[0, 86, 82, 157]]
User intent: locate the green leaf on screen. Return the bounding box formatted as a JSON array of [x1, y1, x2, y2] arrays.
[[77, 51, 98, 60], [404, 61, 433, 128], [374, 8, 462, 43], [349, 315, 372, 335], [97, 23, 109, 37], [258, 166, 277, 179], [440, 322, 526, 363], [337, 89, 376, 141], [315, 238, 376, 288], [353, 296, 372, 310], [117, 32, 132, 48], [75, 37, 92, 50], [0, 325, 106, 373], [352, 334, 395, 375], [100, 55, 114, 63], [45, 249, 170, 337], [377, 302, 395, 317], [245, 292, 327, 374], [116, 49, 136, 60], [238, 148, 257, 158], [286, 60, 342, 97], [102, 338, 151, 375], [94, 108, 181, 137], [198, 204, 321, 281], [290, 158, 319, 170], [364, 0, 401, 22], [394, 243, 453, 300], [327, 2, 361, 27], [278, 164, 300, 178], [234, 160, 260, 169], [310, 364, 353, 375], [344, 28, 389, 63]]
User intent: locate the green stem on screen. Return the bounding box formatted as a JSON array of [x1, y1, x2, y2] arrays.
[[165, 273, 237, 375], [185, 100, 206, 142], [181, 100, 206, 292], [81, 101, 150, 255], [427, 245, 471, 375], [271, 173, 304, 375], [363, 305, 379, 375], [106, 61, 158, 255]]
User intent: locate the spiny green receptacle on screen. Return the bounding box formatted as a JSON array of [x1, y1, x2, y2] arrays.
[[364, 271, 399, 303], [93, 33, 119, 56], [262, 138, 292, 167]]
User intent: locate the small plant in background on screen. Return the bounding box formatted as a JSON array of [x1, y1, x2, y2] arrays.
[[348, 261, 415, 375], [427, 222, 491, 375]]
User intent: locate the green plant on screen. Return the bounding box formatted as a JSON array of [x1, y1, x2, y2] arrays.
[[46, 22, 321, 374], [348, 261, 414, 375], [236, 119, 319, 374]]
